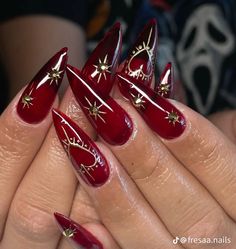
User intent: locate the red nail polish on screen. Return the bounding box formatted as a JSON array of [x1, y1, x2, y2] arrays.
[[82, 22, 122, 96], [121, 19, 157, 97], [156, 62, 173, 98], [117, 73, 186, 139], [52, 109, 109, 187], [17, 48, 68, 123], [67, 65, 133, 145], [54, 212, 103, 249]]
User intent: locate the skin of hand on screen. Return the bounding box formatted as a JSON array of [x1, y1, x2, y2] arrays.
[[1, 16, 236, 249]]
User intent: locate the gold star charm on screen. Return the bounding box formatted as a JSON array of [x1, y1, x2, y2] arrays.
[[21, 89, 34, 108], [165, 111, 180, 126], [131, 93, 146, 109], [84, 97, 107, 123], [62, 227, 76, 238], [157, 83, 170, 96], [92, 54, 111, 83], [47, 67, 63, 85]]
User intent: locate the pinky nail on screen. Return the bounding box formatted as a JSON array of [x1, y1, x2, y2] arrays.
[[52, 109, 109, 187], [156, 62, 173, 98], [117, 73, 186, 139], [17, 48, 68, 123], [54, 212, 103, 249]]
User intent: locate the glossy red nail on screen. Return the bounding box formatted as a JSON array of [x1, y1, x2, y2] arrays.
[[17, 48, 68, 123], [82, 22, 122, 96], [156, 62, 173, 98], [117, 73, 186, 139], [121, 19, 157, 97], [67, 65, 133, 145], [54, 212, 103, 249], [52, 109, 109, 187]]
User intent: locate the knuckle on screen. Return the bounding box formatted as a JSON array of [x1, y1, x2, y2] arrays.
[[184, 210, 227, 240], [10, 199, 57, 242], [188, 128, 221, 168]]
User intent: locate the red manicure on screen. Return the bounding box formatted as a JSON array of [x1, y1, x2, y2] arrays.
[[121, 19, 157, 97], [117, 73, 186, 139], [82, 22, 122, 96], [54, 212, 103, 249], [17, 48, 68, 123], [67, 65, 133, 145], [156, 62, 173, 98], [52, 109, 109, 187]]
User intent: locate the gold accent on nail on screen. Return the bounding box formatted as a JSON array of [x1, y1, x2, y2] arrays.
[[21, 89, 34, 108], [158, 83, 170, 96], [84, 97, 107, 123], [126, 28, 154, 81], [165, 111, 180, 126], [62, 227, 77, 238], [91, 54, 111, 83], [131, 93, 146, 109], [48, 67, 63, 85], [62, 126, 100, 181]]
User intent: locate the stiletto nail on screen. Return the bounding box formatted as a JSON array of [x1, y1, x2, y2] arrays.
[[52, 109, 109, 187], [54, 212, 103, 249], [156, 62, 173, 98], [67, 65, 133, 145], [82, 22, 122, 96], [121, 19, 157, 97], [17, 48, 68, 123], [117, 73, 186, 139]]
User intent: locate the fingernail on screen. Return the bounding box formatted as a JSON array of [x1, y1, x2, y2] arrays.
[[17, 47, 68, 123], [156, 62, 173, 98], [67, 65, 133, 145], [54, 212, 103, 249], [52, 109, 109, 187], [82, 22, 122, 96], [117, 73, 186, 139], [121, 19, 157, 96]]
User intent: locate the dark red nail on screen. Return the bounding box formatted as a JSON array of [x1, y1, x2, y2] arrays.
[[82, 22, 122, 96], [52, 109, 109, 187], [156, 62, 173, 98], [54, 212, 103, 249], [67, 65, 133, 145], [121, 19, 157, 96], [17, 48, 68, 123], [117, 73, 186, 139]]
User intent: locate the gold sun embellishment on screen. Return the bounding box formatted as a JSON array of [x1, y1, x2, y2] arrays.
[[84, 97, 107, 123], [131, 93, 146, 109], [47, 68, 63, 85], [165, 111, 180, 126], [92, 54, 111, 83], [157, 83, 170, 96], [62, 227, 77, 238], [21, 89, 34, 109]]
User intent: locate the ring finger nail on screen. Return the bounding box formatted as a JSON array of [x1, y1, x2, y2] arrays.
[[17, 47, 68, 123], [82, 22, 122, 96], [52, 109, 109, 187], [67, 65, 133, 145], [54, 213, 103, 249], [117, 73, 186, 139], [120, 19, 157, 97]]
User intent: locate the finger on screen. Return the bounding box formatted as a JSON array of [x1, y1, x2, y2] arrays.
[[115, 75, 236, 247], [0, 48, 67, 238], [53, 110, 182, 249], [1, 87, 94, 249], [163, 101, 236, 223], [208, 110, 236, 144], [55, 213, 121, 249]]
